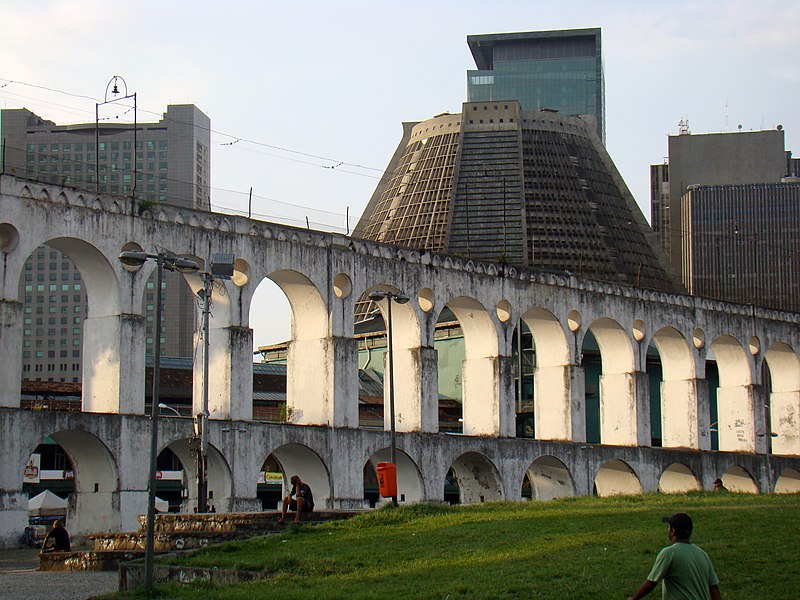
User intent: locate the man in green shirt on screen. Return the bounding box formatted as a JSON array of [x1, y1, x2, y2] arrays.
[[628, 513, 721, 600]]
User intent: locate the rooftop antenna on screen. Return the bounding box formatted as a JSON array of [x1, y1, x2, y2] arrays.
[[725, 98, 728, 132], [678, 117, 690, 135]]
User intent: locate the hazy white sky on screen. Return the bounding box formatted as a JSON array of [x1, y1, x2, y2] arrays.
[[2, 0, 799, 347]]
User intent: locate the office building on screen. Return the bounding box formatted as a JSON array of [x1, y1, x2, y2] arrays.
[[651, 126, 800, 311], [1, 105, 210, 381], [681, 182, 800, 312], [355, 101, 679, 293], [467, 28, 605, 143]]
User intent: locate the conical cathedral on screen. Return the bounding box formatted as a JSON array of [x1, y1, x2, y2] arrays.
[[354, 102, 681, 292]]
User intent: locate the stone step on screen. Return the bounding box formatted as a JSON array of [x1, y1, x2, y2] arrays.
[[39, 550, 144, 572], [43, 510, 364, 571], [136, 510, 361, 533]]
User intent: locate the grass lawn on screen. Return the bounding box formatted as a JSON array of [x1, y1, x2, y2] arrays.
[[109, 493, 800, 599]]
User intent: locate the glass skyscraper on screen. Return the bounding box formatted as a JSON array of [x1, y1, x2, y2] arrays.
[[467, 28, 605, 144]]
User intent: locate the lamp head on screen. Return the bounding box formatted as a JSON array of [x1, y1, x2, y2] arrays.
[[118, 250, 147, 268], [173, 257, 200, 274], [368, 290, 388, 302]]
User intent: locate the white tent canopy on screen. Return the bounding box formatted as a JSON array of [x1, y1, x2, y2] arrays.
[[28, 490, 67, 516]]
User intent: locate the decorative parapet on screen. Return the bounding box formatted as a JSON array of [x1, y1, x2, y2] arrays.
[[3, 174, 799, 325]]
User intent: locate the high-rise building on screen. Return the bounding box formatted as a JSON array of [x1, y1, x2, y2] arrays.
[[355, 101, 679, 292], [1, 105, 210, 382], [680, 182, 800, 312], [467, 28, 605, 143], [651, 126, 800, 311]]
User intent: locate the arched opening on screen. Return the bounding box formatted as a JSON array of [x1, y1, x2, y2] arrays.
[[526, 456, 575, 500], [258, 454, 285, 510], [24, 430, 118, 538], [250, 276, 294, 423], [444, 468, 460, 504], [250, 277, 292, 351], [710, 336, 755, 452], [519, 308, 572, 440], [256, 271, 339, 426], [763, 343, 800, 456], [585, 319, 637, 446], [721, 465, 758, 493], [154, 447, 188, 513], [775, 468, 800, 493], [18, 238, 124, 413], [658, 463, 701, 493], [649, 328, 698, 449], [364, 449, 424, 505], [162, 437, 232, 513], [434, 307, 466, 433], [511, 320, 534, 438], [447, 452, 503, 504], [356, 285, 428, 432], [264, 444, 331, 510], [441, 297, 506, 436], [595, 459, 642, 497]]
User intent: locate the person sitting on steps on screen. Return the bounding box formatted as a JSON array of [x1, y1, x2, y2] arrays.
[[41, 520, 70, 552], [278, 475, 314, 524]]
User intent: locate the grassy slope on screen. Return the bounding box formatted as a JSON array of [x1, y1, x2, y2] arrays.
[[113, 493, 800, 599]]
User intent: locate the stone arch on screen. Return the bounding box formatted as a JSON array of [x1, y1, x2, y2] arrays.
[[720, 465, 758, 493], [43, 237, 120, 318], [163, 436, 232, 512], [361, 284, 433, 432], [775, 468, 800, 493], [594, 459, 642, 497], [21, 237, 125, 413], [266, 269, 328, 342], [586, 318, 638, 446], [520, 308, 573, 441], [266, 443, 331, 509], [43, 430, 119, 537], [650, 328, 699, 449], [366, 448, 424, 505], [763, 343, 800, 455], [257, 270, 348, 427], [526, 455, 575, 500], [448, 452, 503, 504], [658, 463, 701, 493], [440, 297, 508, 436], [710, 336, 755, 452]]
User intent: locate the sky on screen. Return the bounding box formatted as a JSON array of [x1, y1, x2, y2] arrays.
[[2, 0, 799, 348]]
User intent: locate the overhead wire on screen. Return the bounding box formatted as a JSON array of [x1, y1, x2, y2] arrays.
[[0, 76, 392, 231]]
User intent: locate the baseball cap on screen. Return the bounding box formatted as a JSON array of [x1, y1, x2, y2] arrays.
[[662, 513, 693, 537]]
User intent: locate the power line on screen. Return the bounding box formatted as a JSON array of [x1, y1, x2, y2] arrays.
[[0, 77, 384, 172]]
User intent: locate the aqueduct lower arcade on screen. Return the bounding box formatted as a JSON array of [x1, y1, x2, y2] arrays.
[[1, 176, 799, 547]]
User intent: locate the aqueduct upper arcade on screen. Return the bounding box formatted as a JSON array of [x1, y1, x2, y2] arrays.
[[1, 175, 799, 547]]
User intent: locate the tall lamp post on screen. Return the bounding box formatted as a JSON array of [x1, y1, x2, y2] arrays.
[[367, 290, 409, 507], [192, 253, 234, 514], [96, 76, 137, 200], [118, 249, 199, 593]]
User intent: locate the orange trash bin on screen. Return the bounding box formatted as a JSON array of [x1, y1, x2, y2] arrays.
[[376, 462, 397, 498]]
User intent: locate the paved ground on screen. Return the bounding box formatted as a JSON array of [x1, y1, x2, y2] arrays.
[[0, 549, 118, 600]]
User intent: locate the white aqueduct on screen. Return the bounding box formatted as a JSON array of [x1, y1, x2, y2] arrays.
[[0, 175, 798, 547]]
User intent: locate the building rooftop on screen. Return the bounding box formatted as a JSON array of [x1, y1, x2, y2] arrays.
[[467, 28, 601, 70]]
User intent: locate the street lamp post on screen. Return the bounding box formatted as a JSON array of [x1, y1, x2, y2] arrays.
[[96, 76, 137, 200], [158, 403, 182, 417], [193, 254, 234, 514], [367, 290, 409, 507], [118, 249, 198, 593]]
